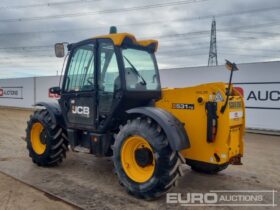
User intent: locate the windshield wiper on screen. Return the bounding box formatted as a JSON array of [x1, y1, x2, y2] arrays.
[[123, 56, 147, 86]]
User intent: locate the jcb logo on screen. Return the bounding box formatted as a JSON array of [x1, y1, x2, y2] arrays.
[[72, 106, 90, 116]]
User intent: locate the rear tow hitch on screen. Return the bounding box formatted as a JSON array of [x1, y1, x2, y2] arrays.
[[229, 154, 243, 165]]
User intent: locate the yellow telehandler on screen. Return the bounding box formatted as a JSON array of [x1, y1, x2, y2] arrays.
[[25, 27, 245, 199]]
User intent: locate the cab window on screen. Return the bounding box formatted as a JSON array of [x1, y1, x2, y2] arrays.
[[64, 43, 95, 92], [98, 40, 120, 114], [99, 41, 119, 92], [122, 48, 160, 91]]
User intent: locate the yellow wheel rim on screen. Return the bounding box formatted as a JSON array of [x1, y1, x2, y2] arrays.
[[121, 135, 155, 183], [30, 122, 46, 155]]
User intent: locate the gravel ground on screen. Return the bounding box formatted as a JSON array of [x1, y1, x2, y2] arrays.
[[0, 107, 279, 210]]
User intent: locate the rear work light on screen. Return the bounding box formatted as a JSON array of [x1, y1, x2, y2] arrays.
[[233, 87, 244, 97]]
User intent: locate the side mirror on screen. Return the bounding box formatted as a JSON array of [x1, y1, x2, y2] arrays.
[[49, 86, 61, 95], [54, 43, 65, 58]]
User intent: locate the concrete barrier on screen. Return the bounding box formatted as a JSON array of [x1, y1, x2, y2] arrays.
[[0, 61, 279, 131]]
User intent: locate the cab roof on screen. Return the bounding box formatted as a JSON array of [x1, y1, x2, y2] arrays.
[[94, 33, 158, 52]]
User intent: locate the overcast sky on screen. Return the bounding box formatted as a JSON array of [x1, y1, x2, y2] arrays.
[[0, 0, 280, 78]]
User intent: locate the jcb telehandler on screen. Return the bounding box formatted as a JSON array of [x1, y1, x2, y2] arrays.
[[25, 27, 245, 199]]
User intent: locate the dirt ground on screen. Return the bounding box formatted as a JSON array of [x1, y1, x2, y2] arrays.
[[0, 107, 279, 210], [0, 172, 78, 210]]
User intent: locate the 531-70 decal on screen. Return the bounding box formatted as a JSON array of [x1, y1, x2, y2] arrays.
[[172, 103, 195, 110]]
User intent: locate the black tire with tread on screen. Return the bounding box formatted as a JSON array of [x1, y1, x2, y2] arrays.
[[26, 109, 68, 166], [113, 117, 184, 200]]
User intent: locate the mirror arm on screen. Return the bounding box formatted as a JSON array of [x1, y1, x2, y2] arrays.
[[220, 61, 236, 114]]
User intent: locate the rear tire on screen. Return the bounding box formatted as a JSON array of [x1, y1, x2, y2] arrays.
[[113, 117, 184, 200], [26, 109, 68, 166]]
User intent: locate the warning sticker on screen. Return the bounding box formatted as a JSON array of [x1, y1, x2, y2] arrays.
[[230, 111, 243, 119]]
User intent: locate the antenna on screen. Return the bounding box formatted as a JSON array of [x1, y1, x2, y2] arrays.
[[208, 17, 218, 66]]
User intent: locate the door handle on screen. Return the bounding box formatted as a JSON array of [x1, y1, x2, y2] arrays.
[[64, 101, 69, 110]]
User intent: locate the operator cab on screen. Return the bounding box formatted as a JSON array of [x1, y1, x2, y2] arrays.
[[51, 27, 161, 132]]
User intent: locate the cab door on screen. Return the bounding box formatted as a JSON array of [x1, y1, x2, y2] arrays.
[[97, 39, 121, 129], [60, 41, 97, 130]]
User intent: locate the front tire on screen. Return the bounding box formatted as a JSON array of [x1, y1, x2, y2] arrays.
[[113, 117, 184, 200], [26, 109, 68, 166]]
